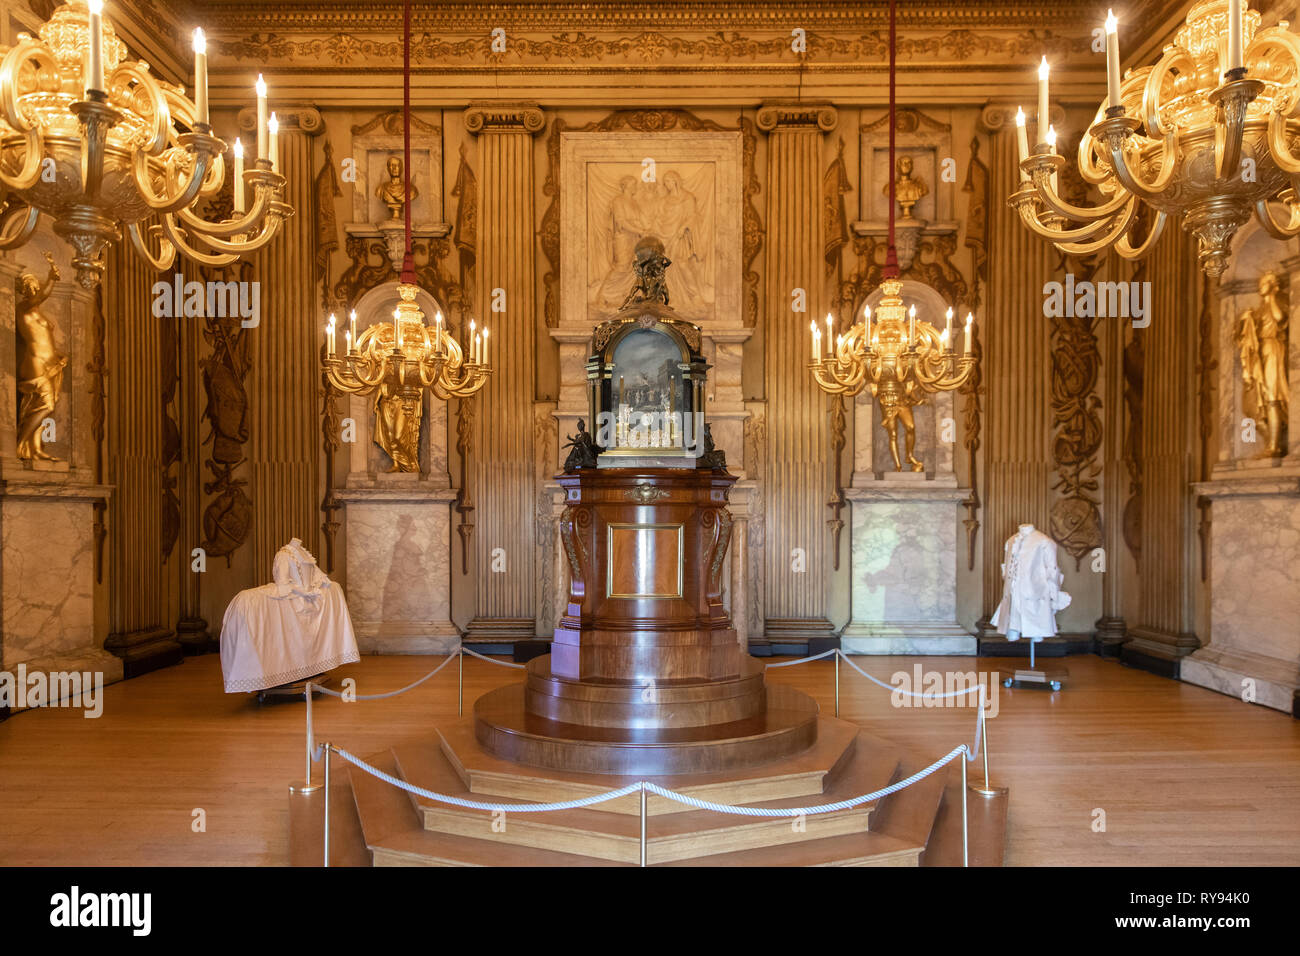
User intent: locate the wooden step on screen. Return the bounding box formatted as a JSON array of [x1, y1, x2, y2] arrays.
[[347, 746, 629, 867], [437, 716, 860, 816], [395, 738, 897, 864], [656, 830, 922, 867]]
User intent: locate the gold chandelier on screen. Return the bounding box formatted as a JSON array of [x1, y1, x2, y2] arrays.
[[322, 0, 490, 412], [323, 284, 491, 402], [1011, 0, 1300, 277], [0, 0, 291, 287], [808, 0, 976, 472]]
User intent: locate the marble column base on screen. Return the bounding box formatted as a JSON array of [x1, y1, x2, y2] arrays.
[[338, 484, 460, 655], [2, 647, 123, 714], [1182, 646, 1299, 714], [840, 622, 976, 655]]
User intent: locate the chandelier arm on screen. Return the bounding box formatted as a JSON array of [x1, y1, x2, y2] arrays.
[[175, 180, 275, 238], [109, 63, 171, 156], [182, 210, 285, 255], [1028, 168, 1132, 222], [438, 369, 490, 399], [1106, 131, 1181, 202], [125, 221, 179, 271], [0, 37, 54, 133], [1253, 196, 1300, 238], [0, 201, 39, 249], [1114, 209, 1169, 258], [1266, 112, 1300, 175], [323, 363, 373, 395], [1049, 201, 1143, 256], [156, 215, 239, 267], [1141, 46, 1193, 140], [130, 138, 217, 213], [1014, 198, 1127, 243], [416, 358, 445, 389], [0, 125, 44, 191]]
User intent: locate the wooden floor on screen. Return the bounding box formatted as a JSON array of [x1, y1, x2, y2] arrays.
[[0, 652, 1296, 866]]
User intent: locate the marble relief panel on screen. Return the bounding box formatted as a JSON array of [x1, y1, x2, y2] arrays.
[[849, 498, 958, 624], [560, 132, 742, 328]]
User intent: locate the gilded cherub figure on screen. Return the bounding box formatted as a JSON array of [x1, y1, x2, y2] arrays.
[[16, 252, 66, 462]]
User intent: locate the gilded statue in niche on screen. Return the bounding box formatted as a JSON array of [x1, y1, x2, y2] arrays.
[[870, 325, 925, 472], [883, 155, 928, 220], [374, 381, 421, 473], [16, 253, 65, 462], [375, 155, 418, 221], [1236, 271, 1289, 457]]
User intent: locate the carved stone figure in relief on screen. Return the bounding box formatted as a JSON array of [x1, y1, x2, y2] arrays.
[[16, 252, 66, 462], [1236, 270, 1289, 457]]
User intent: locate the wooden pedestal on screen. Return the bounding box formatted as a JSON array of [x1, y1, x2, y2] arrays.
[[473, 467, 821, 775]]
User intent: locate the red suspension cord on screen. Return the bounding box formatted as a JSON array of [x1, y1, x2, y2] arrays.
[[401, 0, 415, 283], [884, 0, 899, 279]]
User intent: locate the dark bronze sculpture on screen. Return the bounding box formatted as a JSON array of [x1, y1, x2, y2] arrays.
[[620, 236, 672, 308], [562, 419, 602, 471], [699, 422, 727, 471]]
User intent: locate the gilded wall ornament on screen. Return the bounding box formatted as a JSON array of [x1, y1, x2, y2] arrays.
[[15, 254, 65, 463], [1235, 271, 1289, 457]]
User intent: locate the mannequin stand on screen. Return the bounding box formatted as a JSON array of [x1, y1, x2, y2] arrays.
[[1002, 638, 1067, 691]]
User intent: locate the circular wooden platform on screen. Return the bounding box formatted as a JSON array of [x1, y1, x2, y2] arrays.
[[474, 657, 819, 776]]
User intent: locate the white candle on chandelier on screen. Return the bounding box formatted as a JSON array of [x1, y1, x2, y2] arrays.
[[434, 311, 443, 352], [810, 321, 818, 360], [1104, 11, 1122, 109], [482, 327, 489, 366], [1014, 107, 1030, 181], [474, 332, 481, 365], [964, 313, 973, 354], [192, 28, 209, 127], [349, 310, 357, 350], [255, 75, 268, 160], [345, 328, 353, 353], [231, 139, 245, 213], [1046, 125, 1060, 192], [267, 112, 279, 173], [394, 309, 403, 350], [326, 315, 336, 356], [87, 0, 105, 94], [1037, 56, 1050, 145], [908, 304, 917, 346], [940, 327, 950, 351], [863, 304, 871, 344], [824, 313, 833, 357], [1228, 0, 1244, 72], [945, 307, 953, 348], [469, 320, 477, 362]]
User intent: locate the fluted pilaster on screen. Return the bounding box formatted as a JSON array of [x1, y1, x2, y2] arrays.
[[979, 106, 1055, 620], [464, 102, 543, 640], [757, 102, 836, 645], [243, 106, 323, 575]]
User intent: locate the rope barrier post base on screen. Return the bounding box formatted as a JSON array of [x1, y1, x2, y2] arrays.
[[960, 752, 969, 867], [323, 742, 332, 868], [970, 683, 1007, 799], [289, 684, 322, 795], [458, 646, 463, 716], [637, 785, 647, 868]]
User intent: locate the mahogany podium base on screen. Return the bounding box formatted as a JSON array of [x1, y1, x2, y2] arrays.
[[474, 655, 819, 775]]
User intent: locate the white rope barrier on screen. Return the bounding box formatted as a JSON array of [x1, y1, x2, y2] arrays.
[[323, 740, 970, 818], [764, 647, 839, 668], [308, 650, 461, 701], [460, 646, 527, 669]]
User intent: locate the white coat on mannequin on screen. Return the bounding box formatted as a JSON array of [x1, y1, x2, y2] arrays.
[[990, 524, 1072, 640]]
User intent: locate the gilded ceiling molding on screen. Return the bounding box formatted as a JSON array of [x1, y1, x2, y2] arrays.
[[463, 102, 546, 135], [209, 29, 1095, 70], [191, 1, 1109, 34]]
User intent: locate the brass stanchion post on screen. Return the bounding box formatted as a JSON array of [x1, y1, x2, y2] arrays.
[[640, 787, 647, 867], [458, 647, 463, 716], [970, 682, 1007, 798], [323, 742, 332, 868], [289, 683, 321, 794], [834, 651, 840, 717], [960, 753, 968, 867]]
